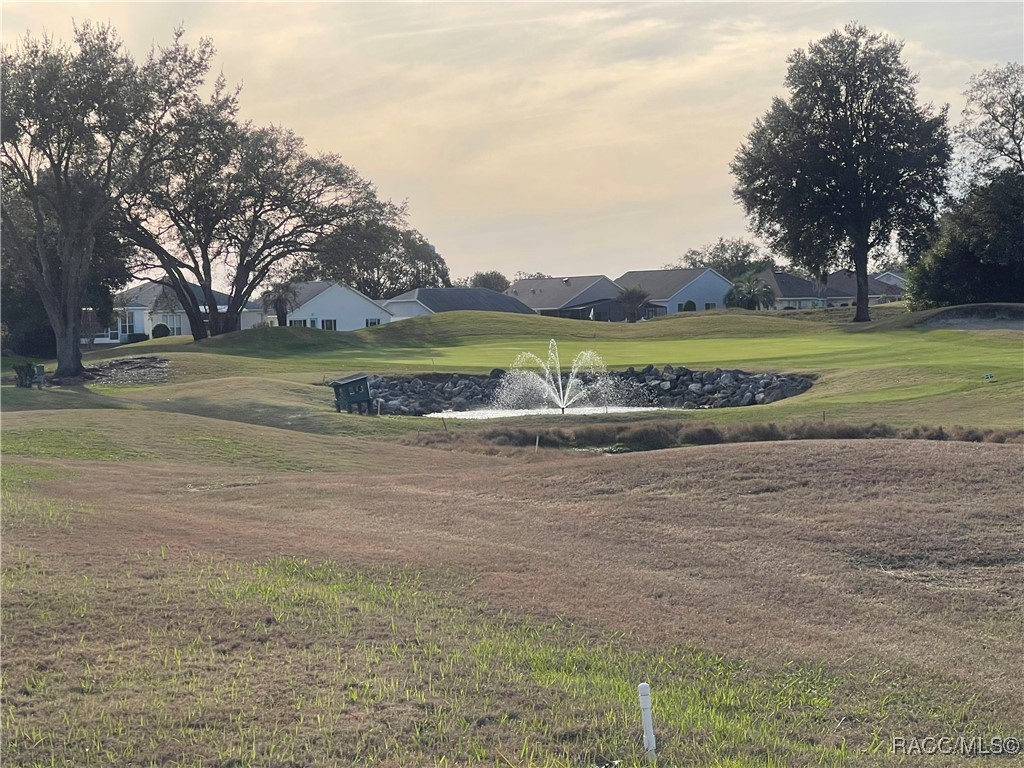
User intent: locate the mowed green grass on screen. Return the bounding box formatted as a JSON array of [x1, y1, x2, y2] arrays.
[[4, 304, 1022, 431]]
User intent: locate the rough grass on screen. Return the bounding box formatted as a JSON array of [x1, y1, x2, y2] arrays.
[[0, 410, 489, 473], [3, 438, 1020, 767], [1, 545, 853, 767]]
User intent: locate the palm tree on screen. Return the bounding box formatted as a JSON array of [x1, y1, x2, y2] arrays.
[[725, 275, 776, 310], [618, 285, 650, 323], [261, 281, 300, 326]]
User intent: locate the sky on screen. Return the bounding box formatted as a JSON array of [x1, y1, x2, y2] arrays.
[[3, 2, 1022, 281]]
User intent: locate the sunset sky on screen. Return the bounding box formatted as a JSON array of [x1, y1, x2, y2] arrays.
[[3, 2, 1022, 281]]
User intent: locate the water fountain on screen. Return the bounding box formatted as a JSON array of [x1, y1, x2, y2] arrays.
[[378, 339, 811, 418], [424, 339, 658, 419]]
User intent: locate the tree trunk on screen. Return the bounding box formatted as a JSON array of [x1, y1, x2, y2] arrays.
[[219, 313, 241, 334], [25, 240, 90, 378], [851, 229, 872, 323], [54, 318, 84, 378]]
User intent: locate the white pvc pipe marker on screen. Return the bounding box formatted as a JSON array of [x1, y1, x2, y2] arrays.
[[638, 682, 656, 762]]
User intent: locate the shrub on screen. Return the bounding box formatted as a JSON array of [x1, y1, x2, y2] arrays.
[[682, 300, 697, 312], [151, 323, 171, 339], [617, 424, 677, 451], [677, 425, 724, 445], [571, 424, 622, 447], [728, 422, 784, 443]]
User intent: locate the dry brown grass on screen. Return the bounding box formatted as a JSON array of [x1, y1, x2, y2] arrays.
[[5, 440, 1021, 730]]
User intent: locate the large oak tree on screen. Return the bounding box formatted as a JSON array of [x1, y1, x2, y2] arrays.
[[122, 111, 383, 339], [1, 24, 215, 374], [731, 23, 951, 321]]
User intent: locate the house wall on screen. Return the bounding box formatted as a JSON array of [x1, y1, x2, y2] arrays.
[[144, 309, 263, 336], [664, 271, 733, 313], [86, 306, 264, 345], [285, 285, 391, 330], [145, 310, 191, 337], [85, 307, 149, 345], [775, 296, 859, 309], [776, 298, 824, 310], [380, 298, 431, 321]]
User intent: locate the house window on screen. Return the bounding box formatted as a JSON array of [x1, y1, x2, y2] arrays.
[[365, 318, 381, 327], [321, 319, 337, 331], [704, 302, 717, 311], [677, 303, 684, 312], [288, 319, 307, 327], [105, 311, 134, 340], [161, 314, 183, 336]]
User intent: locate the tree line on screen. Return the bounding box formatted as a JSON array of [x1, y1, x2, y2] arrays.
[[729, 24, 1022, 321], [2, 22, 1021, 372], [1, 24, 451, 375]]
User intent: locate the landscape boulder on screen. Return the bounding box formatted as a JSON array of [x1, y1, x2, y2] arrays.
[[330, 366, 813, 416]]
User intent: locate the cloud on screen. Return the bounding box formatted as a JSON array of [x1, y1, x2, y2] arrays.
[[3, 1, 1021, 278]]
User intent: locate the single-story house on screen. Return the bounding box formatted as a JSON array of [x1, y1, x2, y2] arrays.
[[615, 268, 733, 318], [83, 282, 263, 345], [381, 287, 536, 320], [872, 271, 908, 292], [264, 281, 392, 330], [826, 270, 905, 304], [757, 270, 849, 309], [505, 275, 625, 321]]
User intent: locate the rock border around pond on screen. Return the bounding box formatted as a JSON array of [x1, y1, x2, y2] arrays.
[[359, 366, 813, 416]]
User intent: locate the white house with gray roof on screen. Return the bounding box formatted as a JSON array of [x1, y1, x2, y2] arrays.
[[84, 282, 264, 345], [265, 281, 392, 331]]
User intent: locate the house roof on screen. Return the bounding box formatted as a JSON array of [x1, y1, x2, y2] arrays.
[[872, 270, 906, 281], [116, 282, 260, 311], [614, 268, 723, 301], [829, 270, 903, 296], [386, 287, 536, 314], [281, 281, 392, 315], [505, 275, 617, 310], [758, 270, 849, 300], [288, 281, 334, 307]]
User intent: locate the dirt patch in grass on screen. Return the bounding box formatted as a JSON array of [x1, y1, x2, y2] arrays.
[[40, 356, 173, 387]]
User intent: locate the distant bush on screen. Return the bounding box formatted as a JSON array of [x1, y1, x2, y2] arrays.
[[151, 323, 171, 339], [124, 333, 149, 344], [682, 300, 697, 312]]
